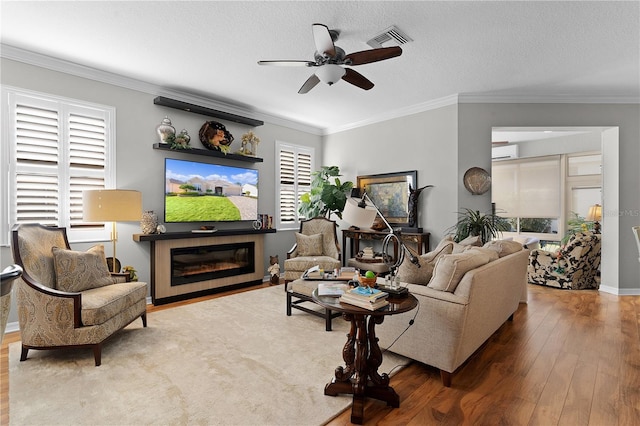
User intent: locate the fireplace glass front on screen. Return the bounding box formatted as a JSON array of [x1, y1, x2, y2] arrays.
[[170, 242, 255, 286]]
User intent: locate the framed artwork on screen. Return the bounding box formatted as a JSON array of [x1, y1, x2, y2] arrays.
[[357, 171, 417, 226]]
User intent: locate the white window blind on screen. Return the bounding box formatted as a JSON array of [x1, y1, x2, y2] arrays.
[[276, 141, 313, 230], [2, 87, 115, 244], [492, 156, 561, 218]]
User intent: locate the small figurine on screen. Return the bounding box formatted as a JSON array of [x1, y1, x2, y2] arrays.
[[268, 255, 280, 285]]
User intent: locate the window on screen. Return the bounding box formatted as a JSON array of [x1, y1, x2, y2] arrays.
[[275, 141, 314, 230], [1, 87, 115, 245], [492, 152, 601, 241]]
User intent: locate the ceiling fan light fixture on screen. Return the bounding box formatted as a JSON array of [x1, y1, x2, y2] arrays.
[[316, 64, 346, 85]]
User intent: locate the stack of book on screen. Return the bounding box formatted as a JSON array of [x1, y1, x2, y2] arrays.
[[339, 286, 389, 311]]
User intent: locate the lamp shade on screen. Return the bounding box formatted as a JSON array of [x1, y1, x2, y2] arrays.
[[586, 204, 602, 222], [83, 189, 142, 222], [343, 197, 378, 230], [316, 64, 346, 85]]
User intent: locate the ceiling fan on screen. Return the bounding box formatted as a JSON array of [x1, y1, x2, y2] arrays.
[[258, 23, 402, 94]]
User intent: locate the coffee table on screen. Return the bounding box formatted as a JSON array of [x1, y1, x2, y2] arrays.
[[312, 289, 418, 424]]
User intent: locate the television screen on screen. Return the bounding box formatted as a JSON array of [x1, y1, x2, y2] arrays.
[[164, 158, 259, 223]]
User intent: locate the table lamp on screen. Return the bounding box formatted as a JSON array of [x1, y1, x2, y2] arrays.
[[586, 203, 602, 234], [343, 192, 420, 272], [83, 189, 142, 272]]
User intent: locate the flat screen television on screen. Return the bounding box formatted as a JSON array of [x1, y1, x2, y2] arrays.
[[164, 158, 259, 223]]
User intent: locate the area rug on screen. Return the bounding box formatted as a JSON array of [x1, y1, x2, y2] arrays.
[[9, 286, 408, 425]]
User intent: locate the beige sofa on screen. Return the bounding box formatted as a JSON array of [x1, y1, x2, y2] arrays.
[[376, 245, 528, 386]]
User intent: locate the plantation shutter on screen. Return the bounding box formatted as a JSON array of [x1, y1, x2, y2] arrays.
[[276, 141, 314, 229], [4, 88, 114, 244], [68, 110, 108, 228], [14, 100, 61, 225]]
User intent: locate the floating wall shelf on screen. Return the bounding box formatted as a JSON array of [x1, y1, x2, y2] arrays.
[[154, 96, 264, 127], [153, 143, 263, 163]]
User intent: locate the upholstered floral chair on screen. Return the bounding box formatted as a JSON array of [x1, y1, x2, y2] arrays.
[[527, 231, 601, 290], [11, 224, 148, 365]]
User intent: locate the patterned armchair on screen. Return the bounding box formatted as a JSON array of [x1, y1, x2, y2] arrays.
[[11, 224, 148, 365], [283, 217, 341, 284], [527, 231, 601, 290]]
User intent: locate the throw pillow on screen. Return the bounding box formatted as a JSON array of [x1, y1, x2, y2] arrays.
[[512, 236, 530, 245], [295, 233, 324, 256], [397, 242, 453, 285], [463, 246, 500, 262], [427, 251, 494, 293], [483, 240, 523, 258], [52, 245, 115, 292], [458, 235, 483, 247]]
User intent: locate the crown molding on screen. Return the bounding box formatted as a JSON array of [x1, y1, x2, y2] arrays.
[[0, 44, 324, 136], [458, 92, 640, 104], [323, 94, 460, 135]]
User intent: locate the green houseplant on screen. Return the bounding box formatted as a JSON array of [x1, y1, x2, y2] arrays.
[[298, 166, 354, 220], [447, 208, 511, 244]]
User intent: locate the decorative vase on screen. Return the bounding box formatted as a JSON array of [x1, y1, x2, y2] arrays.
[[250, 140, 258, 157], [156, 116, 176, 144], [141, 211, 159, 234]]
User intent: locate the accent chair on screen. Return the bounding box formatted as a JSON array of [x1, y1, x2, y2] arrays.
[[527, 231, 601, 290], [11, 224, 148, 365]]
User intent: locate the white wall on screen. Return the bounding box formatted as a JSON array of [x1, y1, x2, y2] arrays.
[[323, 103, 459, 247], [509, 131, 602, 158]]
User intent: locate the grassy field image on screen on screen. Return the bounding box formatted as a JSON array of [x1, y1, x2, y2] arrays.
[[165, 158, 258, 223]]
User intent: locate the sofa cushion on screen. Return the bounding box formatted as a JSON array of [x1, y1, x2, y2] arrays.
[[458, 235, 483, 247], [483, 240, 523, 257], [81, 281, 147, 326], [295, 233, 323, 256], [463, 246, 500, 262], [428, 251, 494, 292], [52, 245, 115, 292], [398, 242, 453, 285]]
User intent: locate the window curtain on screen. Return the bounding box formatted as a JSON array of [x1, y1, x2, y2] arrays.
[[492, 155, 561, 218]]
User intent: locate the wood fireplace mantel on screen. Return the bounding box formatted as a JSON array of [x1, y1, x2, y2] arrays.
[[134, 229, 275, 304]]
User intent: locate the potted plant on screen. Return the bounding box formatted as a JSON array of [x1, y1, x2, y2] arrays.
[[298, 166, 354, 220], [447, 208, 510, 244]]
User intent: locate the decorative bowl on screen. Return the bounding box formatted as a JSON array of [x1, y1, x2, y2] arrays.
[[358, 275, 377, 288]]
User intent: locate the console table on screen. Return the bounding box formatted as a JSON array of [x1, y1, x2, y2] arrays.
[[342, 229, 430, 265]]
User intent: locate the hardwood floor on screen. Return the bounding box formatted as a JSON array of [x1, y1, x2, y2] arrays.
[[2, 282, 639, 425]]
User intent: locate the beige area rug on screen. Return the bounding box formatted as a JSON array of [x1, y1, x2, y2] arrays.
[[9, 286, 408, 425]]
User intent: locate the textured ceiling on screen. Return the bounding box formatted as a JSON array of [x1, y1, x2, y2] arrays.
[[1, 1, 638, 133]]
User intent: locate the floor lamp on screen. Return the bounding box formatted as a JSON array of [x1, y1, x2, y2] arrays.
[[83, 189, 142, 273]]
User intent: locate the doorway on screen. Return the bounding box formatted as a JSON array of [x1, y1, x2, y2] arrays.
[[491, 126, 619, 294]]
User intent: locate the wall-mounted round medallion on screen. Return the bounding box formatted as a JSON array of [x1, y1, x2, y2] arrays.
[[463, 167, 491, 195]]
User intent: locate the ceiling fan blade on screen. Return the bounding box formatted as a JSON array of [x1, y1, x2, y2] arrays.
[[312, 23, 336, 57], [344, 46, 402, 66], [342, 68, 374, 91], [298, 74, 321, 94], [258, 60, 314, 67]]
